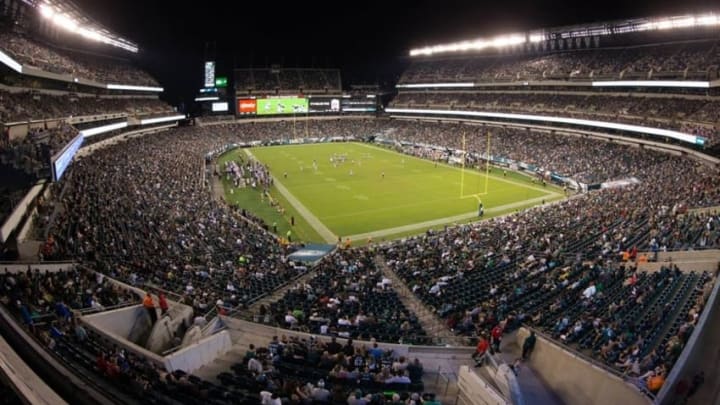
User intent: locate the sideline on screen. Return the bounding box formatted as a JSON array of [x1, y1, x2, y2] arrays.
[[244, 149, 337, 243], [345, 193, 559, 241]]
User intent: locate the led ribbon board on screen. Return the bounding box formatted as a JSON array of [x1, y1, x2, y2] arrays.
[[385, 108, 702, 145]]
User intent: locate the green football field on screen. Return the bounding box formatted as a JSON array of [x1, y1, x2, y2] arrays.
[[218, 142, 563, 244]]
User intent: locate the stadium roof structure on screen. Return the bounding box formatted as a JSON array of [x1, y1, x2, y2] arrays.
[[36, 0, 139, 53], [410, 12, 720, 57]]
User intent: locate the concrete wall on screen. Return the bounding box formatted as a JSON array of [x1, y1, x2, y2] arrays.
[[0, 183, 45, 243], [145, 304, 193, 353], [79, 306, 165, 368], [652, 250, 720, 262], [81, 304, 233, 374], [0, 333, 67, 405], [636, 250, 720, 273], [515, 327, 650, 405], [0, 262, 77, 273], [83, 304, 149, 339], [655, 273, 720, 404], [457, 365, 508, 405], [220, 316, 475, 374], [638, 260, 719, 273], [164, 330, 232, 374]]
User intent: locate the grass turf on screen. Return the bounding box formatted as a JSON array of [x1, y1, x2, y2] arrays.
[[218, 142, 562, 243]]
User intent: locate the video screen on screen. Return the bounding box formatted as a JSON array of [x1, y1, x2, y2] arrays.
[[204, 61, 215, 87], [308, 96, 342, 113], [341, 96, 377, 112], [256, 97, 308, 115], [51, 133, 84, 182]]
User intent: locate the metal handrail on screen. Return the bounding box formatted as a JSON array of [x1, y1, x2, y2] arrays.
[[0, 260, 76, 265], [223, 310, 469, 346], [75, 301, 140, 316]]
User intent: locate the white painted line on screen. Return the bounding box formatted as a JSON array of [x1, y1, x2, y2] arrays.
[[244, 149, 336, 243], [354, 142, 557, 195], [345, 194, 559, 241]]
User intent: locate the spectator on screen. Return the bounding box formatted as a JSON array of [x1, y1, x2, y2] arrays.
[[143, 292, 156, 324], [472, 333, 490, 367], [158, 292, 169, 315], [523, 331, 537, 360]]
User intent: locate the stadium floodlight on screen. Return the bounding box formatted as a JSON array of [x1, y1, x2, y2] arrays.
[[385, 108, 702, 144], [140, 115, 186, 125], [592, 80, 710, 88], [408, 12, 720, 57], [410, 33, 527, 56], [0, 49, 22, 73], [696, 14, 720, 26], [195, 96, 220, 101], [529, 33, 545, 43], [37, 2, 139, 53], [78, 27, 104, 42], [396, 82, 475, 88], [106, 84, 164, 92], [53, 13, 78, 32], [39, 3, 55, 18]]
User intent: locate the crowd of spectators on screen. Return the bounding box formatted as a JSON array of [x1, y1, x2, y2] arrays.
[[390, 92, 720, 146], [400, 40, 720, 83], [235, 68, 342, 93], [0, 266, 139, 332], [217, 334, 432, 404], [0, 30, 159, 86], [1, 121, 78, 179], [378, 120, 706, 184], [0, 266, 254, 403], [265, 249, 428, 344], [44, 126, 305, 313], [0, 90, 172, 123], [376, 116, 720, 387], [24, 117, 720, 400]]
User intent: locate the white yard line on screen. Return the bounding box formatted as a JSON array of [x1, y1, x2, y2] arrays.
[[244, 149, 337, 243], [354, 142, 558, 195], [345, 194, 560, 241], [246, 144, 562, 243]]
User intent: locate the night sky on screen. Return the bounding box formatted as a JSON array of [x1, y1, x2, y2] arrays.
[[70, 0, 718, 107]]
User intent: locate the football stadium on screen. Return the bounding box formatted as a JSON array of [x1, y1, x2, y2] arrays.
[[0, 1, 719, 404]]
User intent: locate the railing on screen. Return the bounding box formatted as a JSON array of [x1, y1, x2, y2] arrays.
[[141, 282, 186, 303], [74, 301, 140, 316], [224, 308, 467, 346], [0, 259, 75, 266], [433, 366, 457, 397]]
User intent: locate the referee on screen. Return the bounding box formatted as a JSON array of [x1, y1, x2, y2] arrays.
[[478, 200, 484, 217]]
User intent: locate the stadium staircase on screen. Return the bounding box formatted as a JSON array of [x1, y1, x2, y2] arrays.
[[373, 256, 469, 347], [246, 268, 319, 319]]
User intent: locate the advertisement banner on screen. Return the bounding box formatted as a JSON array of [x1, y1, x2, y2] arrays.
[[237, 99, 257, 115]]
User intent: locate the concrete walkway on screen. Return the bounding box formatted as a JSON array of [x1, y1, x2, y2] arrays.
[[374, 256, 468, 347]]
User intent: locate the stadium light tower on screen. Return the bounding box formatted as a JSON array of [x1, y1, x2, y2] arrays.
[[37, 2, 139, 52], [409, 12, 720, 57]]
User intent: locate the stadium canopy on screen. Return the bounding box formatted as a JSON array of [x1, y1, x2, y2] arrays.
[[410, 12, 720, 57], [37, 1, 138, 53]]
